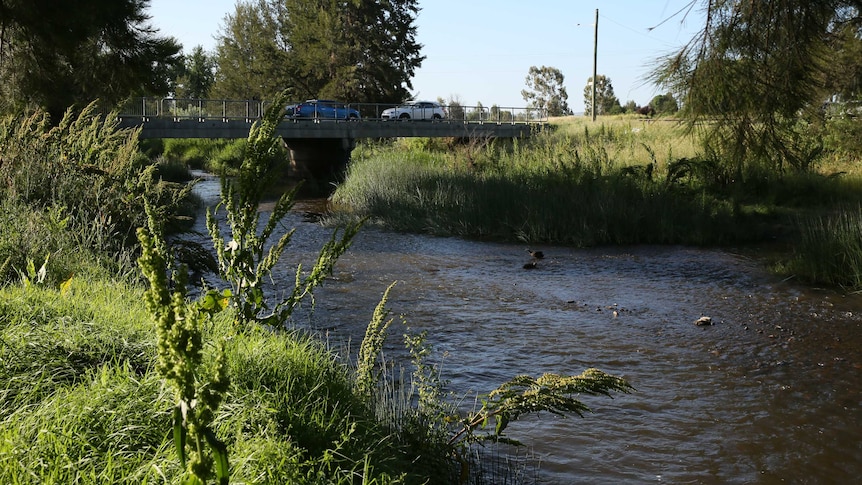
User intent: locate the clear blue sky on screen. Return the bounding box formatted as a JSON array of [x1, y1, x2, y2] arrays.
[[147, 0, 704, 111]]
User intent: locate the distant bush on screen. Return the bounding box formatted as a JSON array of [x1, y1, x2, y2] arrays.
[[160, 138, 250, 174], [649, 93, 679, 115]]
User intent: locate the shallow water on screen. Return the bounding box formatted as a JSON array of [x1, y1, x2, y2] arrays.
[[193, 174, 862, 484]]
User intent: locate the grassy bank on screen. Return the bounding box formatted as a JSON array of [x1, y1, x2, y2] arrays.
[[0, 277, 450, 483], [0, 104, 451, 483], [330, 115, 862, 290], [142, 138, 247, 174]]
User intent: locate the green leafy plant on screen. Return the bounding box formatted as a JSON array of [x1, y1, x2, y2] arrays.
[[355, 282, 398, 399], [449, 369, 633, 448], [206, 91, 361, 330], [0, 103, 193, 285], [359, 288, 633, 483], [138, 206, 230, 485]]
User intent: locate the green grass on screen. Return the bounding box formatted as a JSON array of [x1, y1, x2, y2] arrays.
[[154, 138, 249, 174], [333, 125, 771, 246], [0, 276, 453, 484], [779, 206, 862, 290]]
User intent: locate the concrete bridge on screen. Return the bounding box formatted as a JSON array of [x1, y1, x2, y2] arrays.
[[115, 98, 545, 178]]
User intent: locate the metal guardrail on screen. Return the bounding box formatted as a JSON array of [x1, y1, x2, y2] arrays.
[[115, 98, 548, 124]]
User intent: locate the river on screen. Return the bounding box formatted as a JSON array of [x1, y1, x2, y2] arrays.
[[193, 173, 862, 484]]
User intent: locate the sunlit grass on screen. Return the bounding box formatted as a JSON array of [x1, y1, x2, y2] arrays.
[[544, 114, 700, 170], [0, 277, 452, 483], [332, 119, 771, 246]]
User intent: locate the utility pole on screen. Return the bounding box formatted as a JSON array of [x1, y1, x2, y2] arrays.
[[592, 8, 598, 122]]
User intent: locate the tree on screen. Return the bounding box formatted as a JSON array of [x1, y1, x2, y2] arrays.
[[521, 65, 571, 116], [467, 101, 485, 121], [211, 0, 294, 100], [582, 75, 620, 116], [440, 95, 465, 121], [650, 1, 862, 173], [823, 20, 862, 102], [0, 0, 181, 121], [175, 46, 217, 99], [213, 0, 424, 103], [650, 93, 679, 115]]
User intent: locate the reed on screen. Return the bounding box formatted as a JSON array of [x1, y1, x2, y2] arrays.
[[784, 206, 862, 289], [332, 124, 768, 246]]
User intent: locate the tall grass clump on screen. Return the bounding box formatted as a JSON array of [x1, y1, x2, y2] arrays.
[[331, 120, 768, 246], [782, 206, 862, 290], [333, 115, 862, 253]]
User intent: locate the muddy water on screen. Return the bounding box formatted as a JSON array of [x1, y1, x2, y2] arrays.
[[194, 175, 862, 484]]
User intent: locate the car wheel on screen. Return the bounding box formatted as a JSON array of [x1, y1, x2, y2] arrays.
[[399, 113, 411, 120], [432, 114, 442, 120], [348, 114, 359, 121]]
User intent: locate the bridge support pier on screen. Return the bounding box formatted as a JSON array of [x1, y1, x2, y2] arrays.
[[282, 138, 355, 180]]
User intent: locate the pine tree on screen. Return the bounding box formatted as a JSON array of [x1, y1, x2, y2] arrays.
[[175, 46, 217, 99], [650, 1, 862, 173], [0, 0, 181, 121]]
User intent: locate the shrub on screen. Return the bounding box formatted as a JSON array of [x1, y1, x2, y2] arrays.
[[0, 103, 191, 284]]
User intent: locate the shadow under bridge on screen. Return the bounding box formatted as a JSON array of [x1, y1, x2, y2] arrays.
[[115, 98, 546, 179]]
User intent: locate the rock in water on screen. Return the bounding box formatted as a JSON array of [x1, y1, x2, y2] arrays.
[[694, 316, 713, 326]]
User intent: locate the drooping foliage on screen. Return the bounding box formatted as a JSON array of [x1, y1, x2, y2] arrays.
[[0, 0, 182, 121], [213, 0, 424, 102], [651, 1, 862, 174]]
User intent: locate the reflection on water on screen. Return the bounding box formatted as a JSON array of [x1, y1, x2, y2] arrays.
[[193, 175, 862, 484]]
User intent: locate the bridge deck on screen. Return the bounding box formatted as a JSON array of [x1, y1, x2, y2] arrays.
[[114, 97, 545, 139], [119, 117, 540, 139]]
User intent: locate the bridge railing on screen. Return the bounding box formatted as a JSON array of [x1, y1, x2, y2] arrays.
[[117, 98, 265, 121], [115, 98, 547, 124], [343, 103, 546, 124]]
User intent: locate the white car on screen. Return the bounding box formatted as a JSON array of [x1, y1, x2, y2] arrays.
[[382, 101, 447, 120]]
